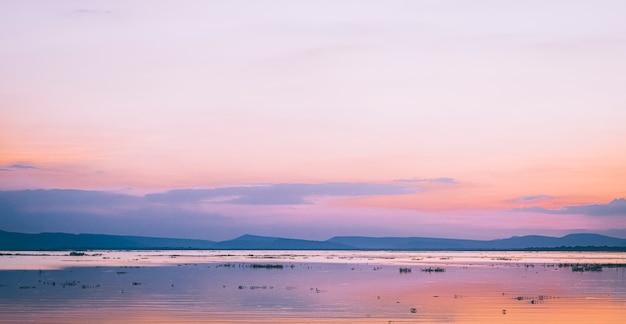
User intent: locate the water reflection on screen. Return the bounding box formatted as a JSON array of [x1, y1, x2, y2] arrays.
[[0, 252, 625, 323]]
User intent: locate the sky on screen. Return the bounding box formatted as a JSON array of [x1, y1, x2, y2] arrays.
[[1, 0, 625, 241]]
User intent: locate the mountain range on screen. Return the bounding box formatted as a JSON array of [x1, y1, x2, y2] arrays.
[[1, 230, 626, 251]]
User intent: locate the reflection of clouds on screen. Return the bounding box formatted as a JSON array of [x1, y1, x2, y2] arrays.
[[3, 253, 625, 322]]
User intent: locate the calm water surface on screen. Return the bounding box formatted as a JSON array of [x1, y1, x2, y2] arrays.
[[1, 251, 625, 323]]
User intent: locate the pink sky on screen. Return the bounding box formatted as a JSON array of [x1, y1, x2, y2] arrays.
[[1, 1, 625, 240]]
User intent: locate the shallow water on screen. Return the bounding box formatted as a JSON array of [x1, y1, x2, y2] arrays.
[[1, 251, 625, 323]]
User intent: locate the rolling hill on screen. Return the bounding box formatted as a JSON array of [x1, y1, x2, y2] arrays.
[[1, 230, 625, 251]]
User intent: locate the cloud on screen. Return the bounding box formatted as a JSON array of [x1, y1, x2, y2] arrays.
[[146, 182, 415, 205], [394, 177, 457, 184], [0, 183, 413, 240], [0, 189, 233, 240], [5, 189, 138, 206], [75, 9, 112, 15], [513, 198, 626, 216], [2, 189, 624, 241], [0, 164, 37, 171], [517, 195, 552, 202]]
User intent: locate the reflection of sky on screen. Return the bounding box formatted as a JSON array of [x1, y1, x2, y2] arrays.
[[1, 257, 624, 322]]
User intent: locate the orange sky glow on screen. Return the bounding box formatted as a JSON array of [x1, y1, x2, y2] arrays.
[[1, 0, 625, 240]]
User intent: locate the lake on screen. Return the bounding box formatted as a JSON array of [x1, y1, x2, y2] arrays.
[[1, 250, 625, 323]]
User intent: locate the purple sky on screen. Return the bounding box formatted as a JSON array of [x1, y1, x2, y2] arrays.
[[1, 1, 625, 240]]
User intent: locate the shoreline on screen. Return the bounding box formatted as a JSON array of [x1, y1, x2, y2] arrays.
[[2, 250, 625, 270]]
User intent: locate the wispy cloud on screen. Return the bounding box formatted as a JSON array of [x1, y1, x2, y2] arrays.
[[75, 9, 112, 15], [146, 182, 416, 205], [0, 164, 37, 171], [517, 195, 552, 203], [0, 184, 414, 240], [394, 177, 457, 184], [1, 189, 623, 241], [513, 198, 626, 216], [0, 189, 232, 240]]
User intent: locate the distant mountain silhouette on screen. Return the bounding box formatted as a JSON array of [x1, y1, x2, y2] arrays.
[[0, 230, 215, 250], [1, 230, 625, 251], [327, 233, 626, 250], [212, 234, 351, 250]]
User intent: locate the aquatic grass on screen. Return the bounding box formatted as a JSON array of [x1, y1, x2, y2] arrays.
[[249, 264, 284, 269], [514, 295, 556, 304], [61, 281, 79, 288], [557, 263, 626, 272]]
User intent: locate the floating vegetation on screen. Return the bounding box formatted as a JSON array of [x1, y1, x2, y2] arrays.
[[132, 282, 141, 286], [238, 285, 273, 290], [514, 295, 556, 304], [248, 255, 280, 259], [215, 263, 291, 269], [399, 267, 412, 273], [572, 264, 602, 272], [62, 281, 80, 288], [69, 252, 86, 256], [250, 264, 284, 269], [557, 263, 626, 272], [421, 267, 445, 273]]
